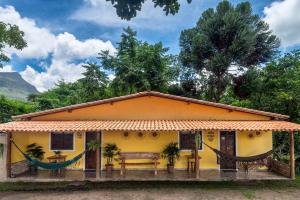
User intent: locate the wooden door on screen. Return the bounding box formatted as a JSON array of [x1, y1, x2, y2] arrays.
[[85, 132, 99, 170], [220, 131, 236, 170]]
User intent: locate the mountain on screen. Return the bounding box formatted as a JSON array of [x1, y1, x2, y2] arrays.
[[0, 72, 39, 101]]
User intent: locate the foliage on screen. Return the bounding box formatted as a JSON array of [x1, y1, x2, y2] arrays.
[[0, 22, 27, 67], [26, 143, 45, 161], [0, 95, 36, 123], [78, 63, 109, 102], [161, 142, 180, 165], [28, 63, 110, 110], [106, 0, 192, 20], [103, 143, 120, 165], [179, 0, 279, 102], [87, 140, 101, 151], [99, 27, 179, 96], [221, 50, 300, 167]]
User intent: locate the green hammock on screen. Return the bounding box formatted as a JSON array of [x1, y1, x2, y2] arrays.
[[202, 141, 273, 162], [12, 140, 86, 170]]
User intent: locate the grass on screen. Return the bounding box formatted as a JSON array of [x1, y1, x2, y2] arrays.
[[0, 175, 299, 193]]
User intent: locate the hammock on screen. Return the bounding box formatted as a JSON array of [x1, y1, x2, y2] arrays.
[[202, 141, 273, 163], [12, 140, 86, 170]]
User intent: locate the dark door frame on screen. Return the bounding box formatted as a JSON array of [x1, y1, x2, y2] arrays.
[[219, 131, 237, 170], [84, 131, 101, 171]]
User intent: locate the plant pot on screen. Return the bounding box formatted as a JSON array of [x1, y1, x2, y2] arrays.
[[167, 164, 174, 174], [105, 164, 113, 174]]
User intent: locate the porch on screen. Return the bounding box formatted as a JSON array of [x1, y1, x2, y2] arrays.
[[9, 169, 289, 182]]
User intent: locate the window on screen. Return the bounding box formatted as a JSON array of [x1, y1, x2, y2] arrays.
[[50, 132, 74, 151], [179, 131, 202, 150]]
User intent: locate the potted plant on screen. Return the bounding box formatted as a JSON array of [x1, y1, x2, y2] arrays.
[[26, 143, 45, 175], [53, 151, 61, 156], [103, 143, 120, 174], [161, 142, 180, 173]]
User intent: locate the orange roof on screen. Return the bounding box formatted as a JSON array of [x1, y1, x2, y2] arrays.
[[0, 120, 299, 132], [12, 91, 289, 120]]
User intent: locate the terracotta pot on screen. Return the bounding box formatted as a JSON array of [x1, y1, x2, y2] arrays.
[[105, 164, 113, 174], [167, 164, 174, 174]]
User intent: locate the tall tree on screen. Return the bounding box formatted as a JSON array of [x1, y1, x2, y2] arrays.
[[179, 0, 279, 102], [99, 27, 178, 96], [78, 63, 109, 102], [106, 0, 192, 20], [0, 22, 27, 67]]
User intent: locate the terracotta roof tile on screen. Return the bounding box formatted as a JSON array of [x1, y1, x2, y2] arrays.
[[0, 120, 299, 132]]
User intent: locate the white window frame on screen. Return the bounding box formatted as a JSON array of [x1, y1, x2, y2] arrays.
[[49, 132, 75, 152], [178, 130, 203, 152]]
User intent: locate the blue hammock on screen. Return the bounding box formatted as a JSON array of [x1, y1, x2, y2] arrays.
[[12, 140, 86, 170]]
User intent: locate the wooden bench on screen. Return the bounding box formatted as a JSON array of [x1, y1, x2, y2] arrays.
[[119, 152, 160, 175]]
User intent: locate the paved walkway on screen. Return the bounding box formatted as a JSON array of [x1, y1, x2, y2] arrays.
[[8, 170, 288, 182]]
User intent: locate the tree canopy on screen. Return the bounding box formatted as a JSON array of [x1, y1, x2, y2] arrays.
[[0, 22, 27, 67], [179, 0, 279, 102], [99, 27, 179, 96], [106, 0, 192, 20]]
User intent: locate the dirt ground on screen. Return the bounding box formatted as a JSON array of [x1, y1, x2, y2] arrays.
[[1, 188, 300, 200]]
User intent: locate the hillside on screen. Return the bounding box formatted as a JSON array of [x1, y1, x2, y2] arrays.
[[0, 72, 39, 101]]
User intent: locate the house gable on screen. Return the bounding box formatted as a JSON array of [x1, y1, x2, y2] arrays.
[[29, 95, 272, 121]]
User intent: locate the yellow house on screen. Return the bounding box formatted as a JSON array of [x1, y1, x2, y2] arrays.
[[0, 91, 299, 181]]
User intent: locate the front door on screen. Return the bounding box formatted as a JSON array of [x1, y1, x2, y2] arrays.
[[220, 131, 236, 170], [85, 132, 99, 171]]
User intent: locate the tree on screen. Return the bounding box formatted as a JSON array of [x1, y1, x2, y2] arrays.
[[179, 0, 279, 102], [106, 0, 192, 20], [99, 27, 178, 96], [219, 50, 300, 169], [28, 63, 110, 110], [78, 63, 109, 102], [0, 22, 27, 67], [0, 95, 35, 123]]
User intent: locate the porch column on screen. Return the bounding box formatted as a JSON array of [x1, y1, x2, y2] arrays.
[[96, 131, 101, 179], [6, 132, 12, 178], [290, 131, 295, 179], [195, 131, 200, 179]]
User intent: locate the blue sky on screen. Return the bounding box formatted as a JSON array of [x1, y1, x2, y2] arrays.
[[0, 0, 299, 91]]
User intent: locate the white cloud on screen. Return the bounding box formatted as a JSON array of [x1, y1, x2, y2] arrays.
[[0, 6, 116, 92], [0, 65, 15, 72], [0, 6, 56, 58], [71, 0, 189, 31], [264, 0, 300, 47]]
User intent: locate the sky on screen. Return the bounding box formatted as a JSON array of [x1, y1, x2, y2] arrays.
[[0, 0, 299, 92]]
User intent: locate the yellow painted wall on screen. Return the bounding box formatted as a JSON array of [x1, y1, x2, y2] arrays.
[[102, 130, 219, 170], [11, 130, 272, 170], [12, 132, 85, 169], [237, 131, 272, 156], [31, 96, 270, 121]]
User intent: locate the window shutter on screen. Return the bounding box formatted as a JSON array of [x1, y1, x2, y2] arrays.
[[51, 132, 74, 150], [179, 131, 202, 150]]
